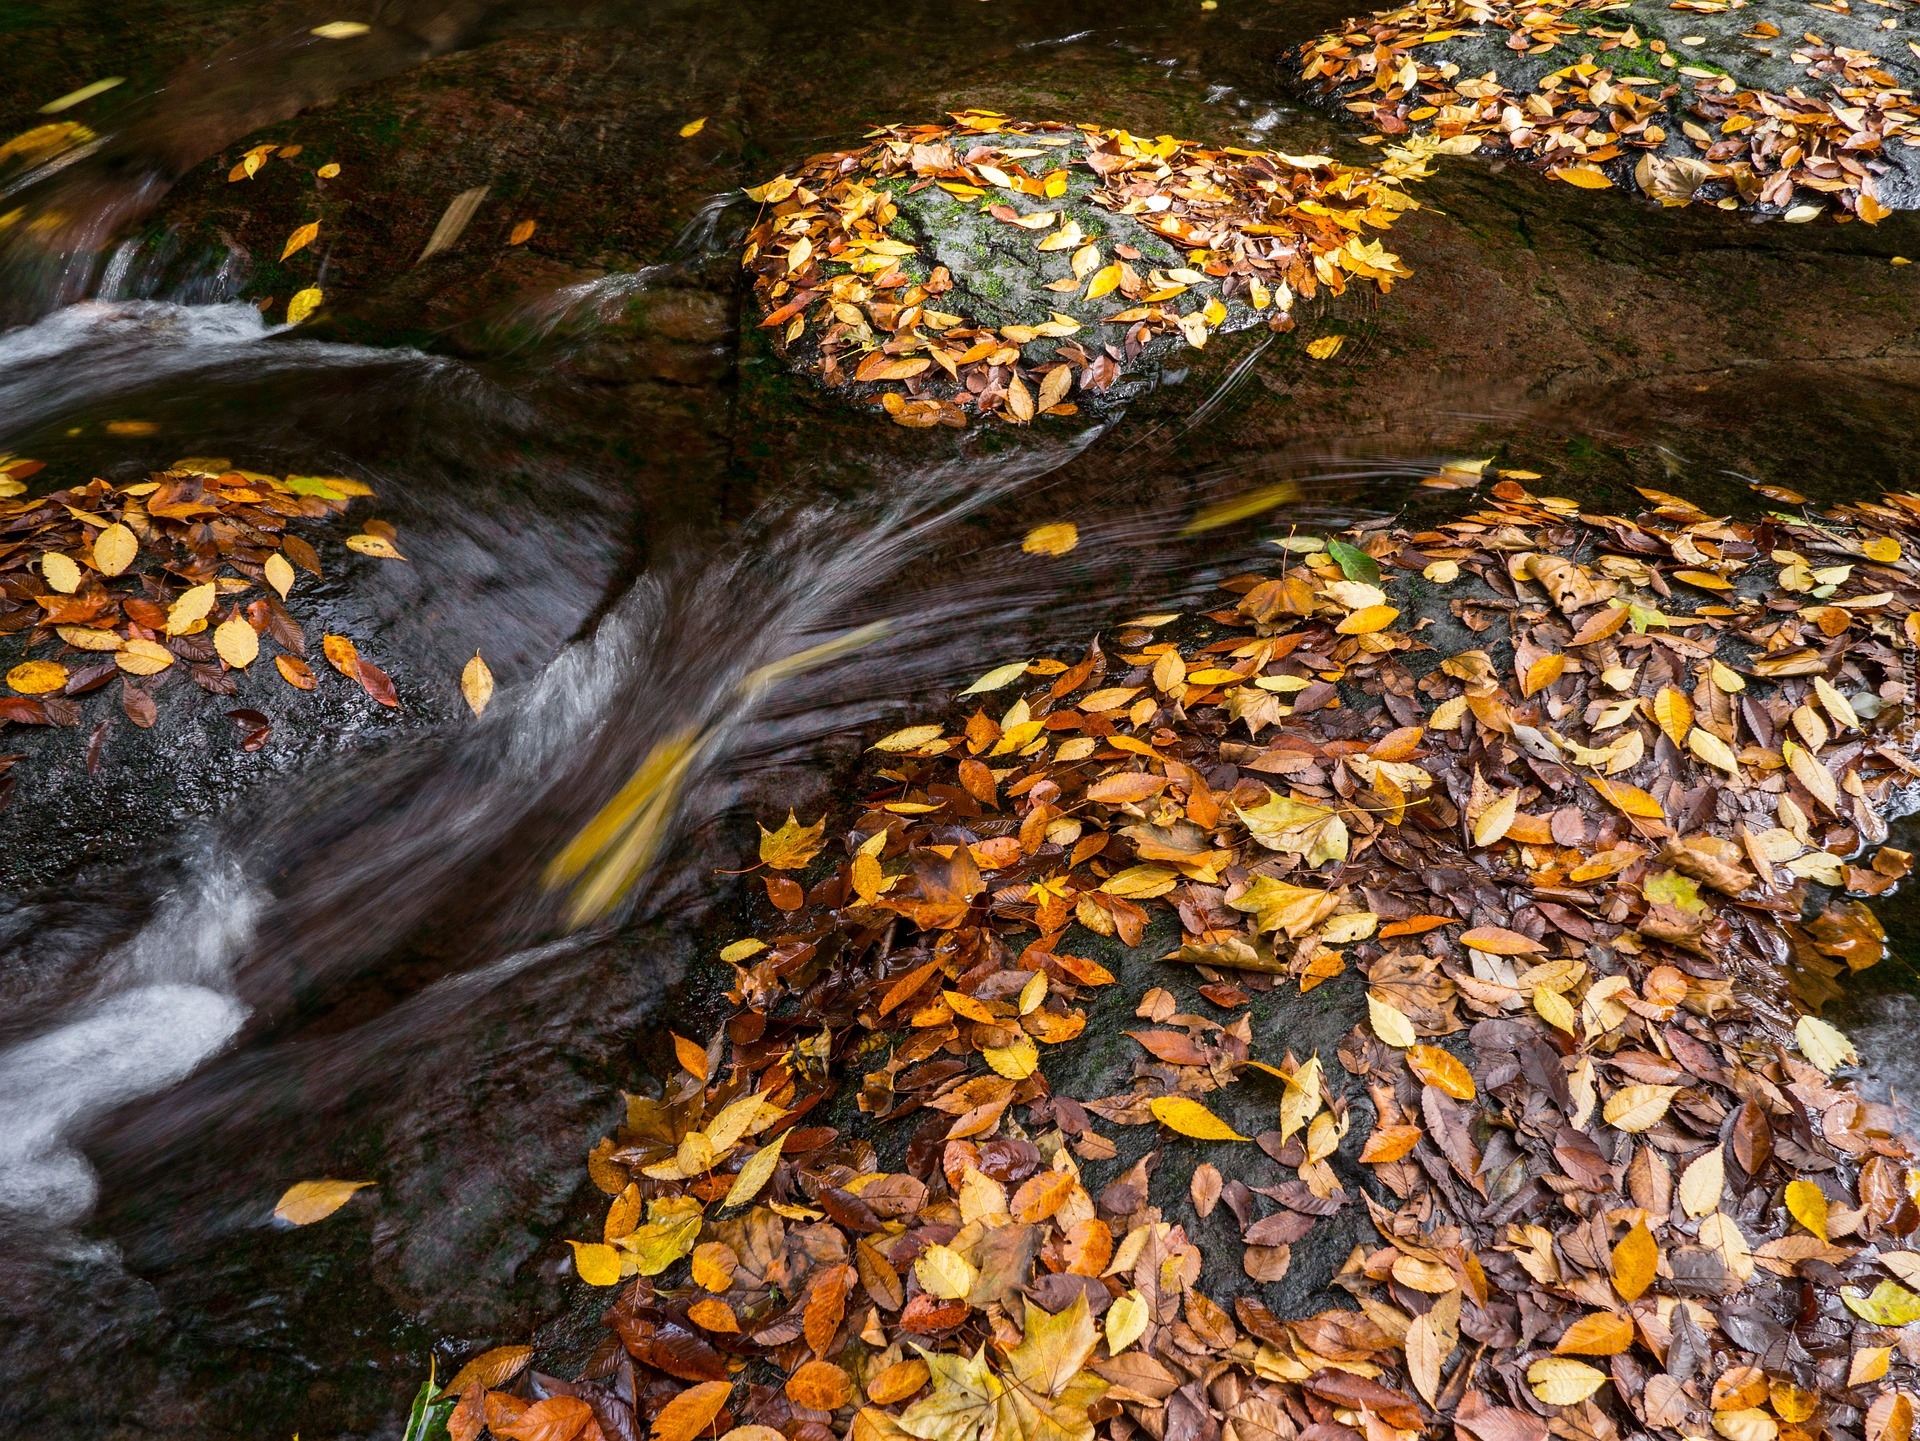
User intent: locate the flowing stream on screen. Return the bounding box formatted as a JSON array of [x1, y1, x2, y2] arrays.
[[3, 0, 1920, 1434]]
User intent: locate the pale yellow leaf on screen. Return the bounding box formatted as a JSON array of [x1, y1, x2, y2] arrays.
[[274, 1178, 374, 1225]]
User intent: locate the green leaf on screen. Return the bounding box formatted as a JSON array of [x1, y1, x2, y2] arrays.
[[401, 1362, 456, 1441], [1325, 538, 1380, 585], [1843, 1280, 1920, 1327]]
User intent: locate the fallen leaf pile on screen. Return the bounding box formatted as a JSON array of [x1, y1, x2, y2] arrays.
[[0, 455, 407, 744], [743, 111, 1427, 429], [1299, 0, 1915, 221], [435, 471, 1920, 1441]]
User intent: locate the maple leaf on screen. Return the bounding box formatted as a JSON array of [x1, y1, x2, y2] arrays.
[[759, 810, 827, 870], [898, 1294, 1107, 1441]]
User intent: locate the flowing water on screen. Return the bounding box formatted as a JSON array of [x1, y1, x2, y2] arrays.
[[3, 0, 1920, 1435]]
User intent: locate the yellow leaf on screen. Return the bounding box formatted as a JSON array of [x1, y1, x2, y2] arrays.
[[1406, 1045, 1475, 1100], [286, 287, 323, 325], [265, 551, 295, 599], [1335, 604, 1399, 634], [983, 1034, 1039, 1080], [1554, 1312, 1633, 1355], [317, 162, 341, 179], [1678, 1147, 1724, 1218], [960, 660, 1030, 696], [1610, 1220, 1657, 1300], [41, 551, 80, 593], [1771, 1379, 1818, 1424], [1713, 1410, 1778, 1441], [871, 725, 944, 752], [1844, 1280, 1920, 1326], [167, 581, 216, 635], [1851, 1347, 1893, 1386], [1149, 1095, 1248, 1140], [1699, 1211, 1753, 1283], [311, 20, 371, 37], [1864, 536, 1901, 562], [509, 218, 537, 245], [1586, 776, 1665, 818], [1785, 1179, 1829, 1240], [56, 626, 121, 651], [1534, 986, 1576, 1034], [1106, 1290, 1148, 1354], [1528, 1356, 1608, 1405], [7, 659, 67, 694], [214, 615, 259, 668], [1473, 791, 1518, 846], [759, 810, 826, 870], [679, 117, 707, 137], [1023, 522, 1079, 556], [280, 220, 320, 261], [1236, 790, 1348, 866], [1460, 926, 1546, 955], [1367, 993, 1416, 1048], [1814, 675, 1859, 732], [914, 1243, 977, 1299], [93, 522, 136, 576], [1796, 1015, 1857, 1075], [1552, 165, 1613, 189], [1088, 263, 1123, 299], [1674, 569, 1733, 591], [461, 652, 494, 716], [1654, 687, 1693, 746], [273, 1178, 374, 1225], [1305, 335, 1344, 360], [1604, 1084, 1678, 1133], [1688, 728, 1738, 776], [1783, 739, 1840, 815], [116, 638, 175, 675], [346, 533, 406, 560], [723, 1132, 785, 1208]]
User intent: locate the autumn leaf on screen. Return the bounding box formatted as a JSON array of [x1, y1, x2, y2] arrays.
[[723, 1133, 785, 1208], [759, 811, 826, 870], [1796, 1015, 1857, 1075], [1528, 1357, 1608, 1405], [1235, 790, 1348, 866], [274, 1178, 374, 1225], [1305, 335, 1344, 360], [1603, 1084, 1678, 1133], [1844, 1280, 1920, 1327], [281, 220, 320, 261], [1405, 1045, 1475, 1100], [1023, 523, 1079, 557], [1367, 993, 1416, 1048], [287, 287, 323, 325], [1554, 1312, 1634, 1355], [653, 1381, 733, 1441], [1586, 776, 1665, 818], [93, 522, 136, 576], [462, 653, 494, 716], [1149, 1095, 1248, 1141], [1785, 1179, 1830, 1240], [1678, 1147, 1724, 1217], [1610, 1219, 1657, 1300], [438, 1345, 533, 1399]]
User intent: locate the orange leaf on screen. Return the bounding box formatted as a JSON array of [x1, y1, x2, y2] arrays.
[[673, 1033, 710, 1080], [1359, 1124, 1422, 1163], [653, 1381, 733, 1441], [494, 1395, 594, 1441], [1405, 1045, 1476, 1100], [1012, 1169, 1076, 1222], [1086, 772, 1169, 804], [1379, 914, 1452, 938], [1554, 1312, 1634, 1355], [1611, 1220, 1657, 1301], [1522, 653, 1566, 698], [785, 1360, 852, 1411], [1459, 925, 1545, 955]]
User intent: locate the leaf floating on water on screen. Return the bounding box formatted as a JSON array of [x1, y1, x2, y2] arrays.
[[273, 1178, 374, 1225], [509, 218, 537, 245], [679, 117, 708, 137], [1022, 522, 1079, 556], [1796, 1015, 1857, 1074], [346, 533, 406, 560], [960, 660, 1029, 695], [759, 811, 826, 870], [461, 652, 493, 716], [871, 725, 944, 753], [1305, 335, 1344, 359], [1149, 1095, 1248, 1140], [311, 20, 371, 37]]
